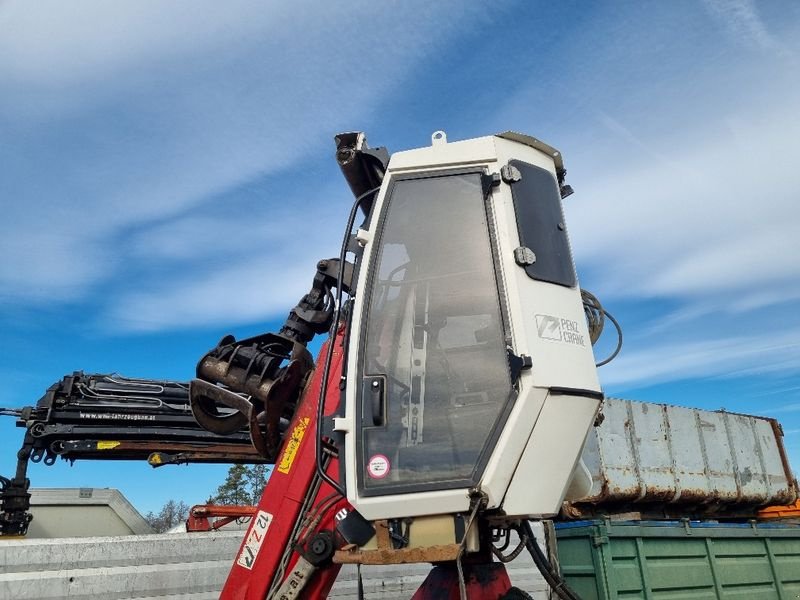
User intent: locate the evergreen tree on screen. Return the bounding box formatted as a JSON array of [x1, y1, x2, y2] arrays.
[[208, 464, 272, 505], [144, 499, 191, 533]]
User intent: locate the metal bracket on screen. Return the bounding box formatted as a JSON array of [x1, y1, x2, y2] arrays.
[[507, 349, 533, 384], [334, 543, 462, 565], [481, 172, 502, 197]]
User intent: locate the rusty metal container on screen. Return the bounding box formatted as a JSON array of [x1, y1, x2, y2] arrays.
[[566, 398, 797, 517]]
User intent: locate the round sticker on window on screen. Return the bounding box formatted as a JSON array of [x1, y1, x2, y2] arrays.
[[367, 454, 390, 479]]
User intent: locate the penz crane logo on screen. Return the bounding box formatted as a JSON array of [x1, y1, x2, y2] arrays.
[[536, 315, 562, 340], [535, 314, 585, 347]]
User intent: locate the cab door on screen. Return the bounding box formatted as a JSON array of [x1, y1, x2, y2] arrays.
[[356, 170, 514, 497]]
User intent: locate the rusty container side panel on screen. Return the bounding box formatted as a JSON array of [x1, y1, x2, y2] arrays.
[[573, 398, 797, 512]]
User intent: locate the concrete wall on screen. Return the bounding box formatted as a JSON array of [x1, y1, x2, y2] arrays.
[[0, 527, 549, 599], [27, 488, 154, 538], [0, 530, 242, 600], [28, 504, 136, 538]]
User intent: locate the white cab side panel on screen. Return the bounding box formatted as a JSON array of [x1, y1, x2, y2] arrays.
[[477, 137, 601, 513], [502, 392, 600, 517], [489, 136, 600, 392]]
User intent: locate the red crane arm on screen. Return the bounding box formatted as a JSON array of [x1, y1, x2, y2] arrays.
[[221, 334, 348, 599]]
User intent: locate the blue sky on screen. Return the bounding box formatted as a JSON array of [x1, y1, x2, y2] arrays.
[[1, 1, 799, 516]]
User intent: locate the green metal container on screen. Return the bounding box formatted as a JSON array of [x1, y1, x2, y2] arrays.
[[552, 520, 800, 599]]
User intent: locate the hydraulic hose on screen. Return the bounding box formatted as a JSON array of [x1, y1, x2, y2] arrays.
[[520, 521, 583, 600], [314, 185, 382, 497]]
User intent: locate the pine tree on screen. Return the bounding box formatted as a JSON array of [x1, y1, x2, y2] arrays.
[[144, 499, 191, 533], [208, 464, 272, 505]]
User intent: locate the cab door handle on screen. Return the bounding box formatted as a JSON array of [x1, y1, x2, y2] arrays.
[[362, 376, 385, 426]]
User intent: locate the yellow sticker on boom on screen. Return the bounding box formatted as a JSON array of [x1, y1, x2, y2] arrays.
[[277, 417, 310, 474], [96, 441, 121, 450]]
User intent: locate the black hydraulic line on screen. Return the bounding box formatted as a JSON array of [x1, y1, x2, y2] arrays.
[[520, 521, 583, 600], [595, 309, 623, 367], [581, 288, 623, 367], [314, 184, 381, 498]]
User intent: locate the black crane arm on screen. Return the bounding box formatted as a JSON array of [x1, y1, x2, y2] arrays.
[[0, 371, 267, 536]]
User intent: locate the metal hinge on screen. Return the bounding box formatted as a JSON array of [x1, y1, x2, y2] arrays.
[[481, 172, 501, 197], [500, 164, 522, 184]]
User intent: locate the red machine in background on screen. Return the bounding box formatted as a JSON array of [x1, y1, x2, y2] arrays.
[[186, 504, 258, 533]]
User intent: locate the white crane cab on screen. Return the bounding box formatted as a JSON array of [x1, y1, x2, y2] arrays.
[[340, 131, 602, 524]]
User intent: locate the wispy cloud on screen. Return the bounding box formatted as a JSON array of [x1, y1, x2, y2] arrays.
[[599, 327, 800, 389], [0, 0, 502, 307], [529, 5, 800, 315], [594, 112, 673, 167], [769, 407, 800, 416], [567, 93, 800, 304], [702, 0, 792, 56], [106, 181, 349, 331], [109, 254, 318, 332]]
